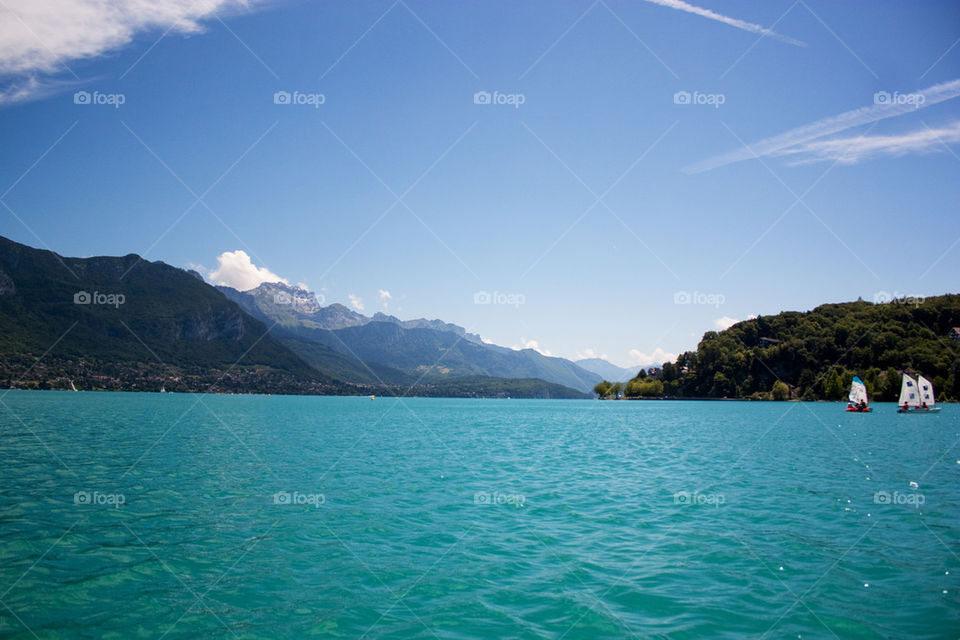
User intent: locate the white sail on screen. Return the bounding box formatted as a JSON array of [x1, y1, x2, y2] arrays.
[[917, 375, 935, 407], [898, 374, 920, 407], [848, 377, 868, 405]]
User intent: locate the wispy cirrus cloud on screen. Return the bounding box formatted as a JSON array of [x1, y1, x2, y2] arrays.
[[642, 0, 804, 46], [0, 74, 86, 105], [687, 78, 960, 172], [0, 0, 269, 104], [776, 120, 960, 165]]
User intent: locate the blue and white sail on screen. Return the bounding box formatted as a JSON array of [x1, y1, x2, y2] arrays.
[[899, 374, 919, 407], [917, 375, 935, 407], [848, 376, 868, 405]]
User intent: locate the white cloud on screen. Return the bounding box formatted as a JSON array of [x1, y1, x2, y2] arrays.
[[687, 78, 960, 172], [0, 0, 268, 103], [627, 348, 677, 367], [775, 120, 960, 165], [378, 289, 391, 300], [515, 338, 554, 357], [714, 316, 739, 330], [184, 261, 207, 277], [348, 294, 364, 312], [0, 74, 85, 105], [643, 0, 804, 46], [0, 0, 263, 75], [576, 348, 608, 361], [208, 250, 288, 291]]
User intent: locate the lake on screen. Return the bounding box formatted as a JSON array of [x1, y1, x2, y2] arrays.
[[0, 391, 957, 638]]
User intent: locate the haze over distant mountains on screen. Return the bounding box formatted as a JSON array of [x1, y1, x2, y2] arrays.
[[217, 281, 605, 393], [574, 358, 639, 383], [0, 236, 592, 397]]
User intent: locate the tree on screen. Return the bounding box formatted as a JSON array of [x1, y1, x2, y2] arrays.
[[823, 368, 844, 400], [710, 371, 734, 397], [611, 382, 624, 398], [624, 378, 663, 397], [661, 362, 677, 381], [593, 381, 613, 398], [771, 380, 790, 401], [657, 295, 960, 401]]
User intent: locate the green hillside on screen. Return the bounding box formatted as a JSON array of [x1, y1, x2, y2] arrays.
[[0, 236, 336, 393], [626, 296, 960, 401]]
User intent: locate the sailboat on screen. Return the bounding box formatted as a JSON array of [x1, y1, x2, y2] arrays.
[[160, 385, 166, 393], [845, 376, 871, 412], [897, 373, 941, 413], [69, 380, 78, 392]]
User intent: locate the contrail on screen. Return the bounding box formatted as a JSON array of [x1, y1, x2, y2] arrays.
[[685, 78, 960, 172], [643, 0, 805, 47]]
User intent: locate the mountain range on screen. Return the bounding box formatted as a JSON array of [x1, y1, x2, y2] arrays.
[[0, 235, 603, 398], [573, 358, 639, 382], [217, 281, 604, 392]]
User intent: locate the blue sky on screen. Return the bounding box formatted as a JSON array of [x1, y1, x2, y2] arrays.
[[1, 0, 958, 368]]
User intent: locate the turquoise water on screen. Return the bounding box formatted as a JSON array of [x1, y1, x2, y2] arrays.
[[0, 391, 957, 639]]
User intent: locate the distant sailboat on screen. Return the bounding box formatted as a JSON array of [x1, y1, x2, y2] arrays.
[[898, 373, 940, 413], [160, 385, 166, 393], [69, 380, 78, 392], [845, 376, 870, 412]]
